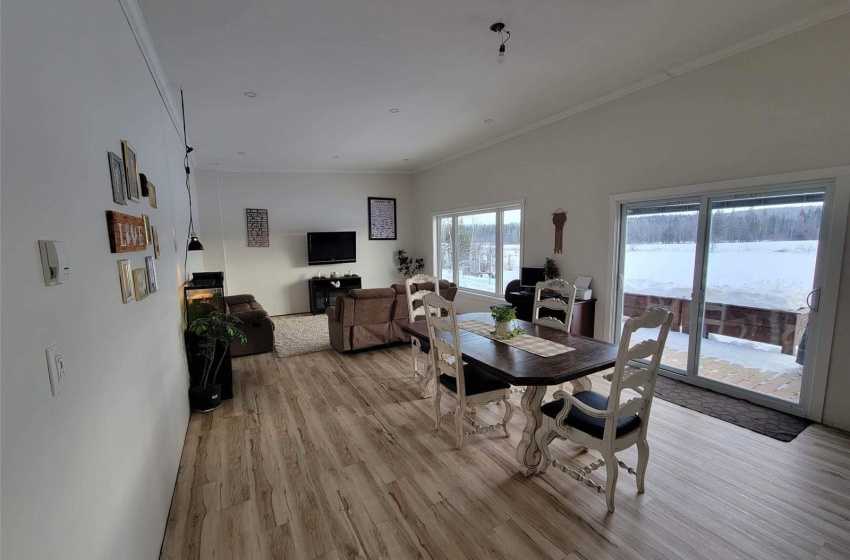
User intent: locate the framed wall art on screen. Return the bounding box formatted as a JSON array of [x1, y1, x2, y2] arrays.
[[108, 151, 127, 205], [118, 259, 134, 303], [133, 268, 149, 300], [142, 214, 151, 245], [151, 226, 161, 258], [105, 210, 147, 253], [368, 197, 397, 240], [148, 183, 157, 208], [121, 139, 140, 202], [145, 256, 158, 293], [246, 208, 269, 247]]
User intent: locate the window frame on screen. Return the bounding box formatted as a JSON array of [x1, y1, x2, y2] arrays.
[[433, 199, 525, 298]]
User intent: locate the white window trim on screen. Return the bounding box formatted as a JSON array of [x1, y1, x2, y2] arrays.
[[605, 165, 850, 423], [432, 200, 525, 298]]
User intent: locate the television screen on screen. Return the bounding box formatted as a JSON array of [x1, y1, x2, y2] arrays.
[[520, 266, 545, 288], [307, 231, 356, 265]]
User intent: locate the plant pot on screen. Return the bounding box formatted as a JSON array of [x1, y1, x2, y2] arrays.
[[494, 321, 511, 338], [189, 384, 222, 412]]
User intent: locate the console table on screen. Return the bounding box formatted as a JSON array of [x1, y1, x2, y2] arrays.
[[506, 291, 596, 337], [309, 276, 362, 314]]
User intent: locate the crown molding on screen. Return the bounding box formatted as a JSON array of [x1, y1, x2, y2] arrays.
[[197, 164, 413, 175], [118, 0, 198, 168], [414, 0, 850, 174]]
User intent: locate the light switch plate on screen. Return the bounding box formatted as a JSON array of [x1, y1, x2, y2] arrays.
[[46, 343, 67, 396]]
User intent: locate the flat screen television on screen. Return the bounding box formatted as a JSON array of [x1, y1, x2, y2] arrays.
[[307, 231, 356, 265], [520, 266, 546, 289]]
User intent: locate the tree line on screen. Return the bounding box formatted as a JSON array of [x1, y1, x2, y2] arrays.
[[626, 206, 822, 245]]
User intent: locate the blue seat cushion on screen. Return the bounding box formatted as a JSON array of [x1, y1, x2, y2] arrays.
[[541, 390, 642, 439], [439, 364, 510, 396], [418, 339, 430, 354]]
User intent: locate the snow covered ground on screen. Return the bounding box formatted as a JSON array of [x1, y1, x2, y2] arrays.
[[624, 240, 818, 311]]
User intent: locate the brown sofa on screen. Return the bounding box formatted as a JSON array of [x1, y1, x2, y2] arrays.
[[326, 280, 457, 352], [224, 294, 275, 357]]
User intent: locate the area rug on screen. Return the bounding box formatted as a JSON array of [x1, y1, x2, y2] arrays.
[[271, 314, 332, 358], [654, 375, 811, 442]]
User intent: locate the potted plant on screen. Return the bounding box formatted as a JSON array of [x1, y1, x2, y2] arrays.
[[543, 257, 560, 280], [397, 250, 425, 277], [490, 305, 524, 339], [187, 309, 247, 411]]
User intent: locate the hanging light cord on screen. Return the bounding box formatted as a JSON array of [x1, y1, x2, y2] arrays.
[[181, 88, 195, 282], [500, 29, 511, 47]]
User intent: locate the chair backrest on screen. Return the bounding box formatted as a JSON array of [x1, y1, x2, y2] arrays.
[[405, 274, 438, 324], [422, 293, 468, 398], [604, 307, 674, 440], [533, 279, 578, 332]]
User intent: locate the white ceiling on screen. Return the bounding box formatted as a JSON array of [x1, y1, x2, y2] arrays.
[[137, 0, 843, 172]]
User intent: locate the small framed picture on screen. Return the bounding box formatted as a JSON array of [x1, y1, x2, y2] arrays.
[[133, 268, 149, 300], [148, 183, 157, 208], [142, 214, 151, 245], [145, 256, 158, 293], [368, 197, 397, 240], [152, 226, 161, 258], [118, 259, 134, 303], [108, 152, 127, 205], [122, 139, 140, 202]]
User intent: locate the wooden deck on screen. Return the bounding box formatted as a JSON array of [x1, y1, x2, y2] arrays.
[[159, 346, 850, 560]]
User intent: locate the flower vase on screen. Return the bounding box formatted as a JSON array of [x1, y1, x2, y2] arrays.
[[495, 321, 511, 338]]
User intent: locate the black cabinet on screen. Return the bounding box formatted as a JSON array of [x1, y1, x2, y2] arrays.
[[309, 276, 362, 314]]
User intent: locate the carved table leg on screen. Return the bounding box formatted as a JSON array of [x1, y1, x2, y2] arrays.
[[516, 385, 548, 477], [569, 376, 592, 393]]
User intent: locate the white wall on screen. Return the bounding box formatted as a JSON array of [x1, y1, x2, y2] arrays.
[[412, 16, 850, 429], [196, 170, 415, 315], [0, 0, 203, 558]]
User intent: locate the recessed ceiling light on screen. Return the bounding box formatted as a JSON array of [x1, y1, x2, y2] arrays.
[[484, 119, 494, 123], [333, 155, 340, 159], [243, 91, 257, 98], [236, 151, 246, 155], [404, 158, 410, 161], [389, 108, 400, 113]]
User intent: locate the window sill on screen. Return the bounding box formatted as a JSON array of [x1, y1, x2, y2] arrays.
[[455, 289, 505, 305]]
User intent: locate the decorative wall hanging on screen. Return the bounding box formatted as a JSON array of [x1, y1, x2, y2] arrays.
[[145, 256, 158, 293], [108, 152, 127, 205], [552, 208, 567, 254], [105, 210, 147, 253], [368, 197, 397, 240], [151, 226, 161, 258], [142, 214, 152, 245], [121, 139, 140, 202], [246, 208, 269, 247], [118, 259, 134, 303], [148, 183, 157, 208], [139, 173, 150, 198], [133, 268, 149, 300]]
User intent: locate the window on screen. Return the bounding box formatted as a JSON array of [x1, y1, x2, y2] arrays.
[[435, 202, 523, 296]]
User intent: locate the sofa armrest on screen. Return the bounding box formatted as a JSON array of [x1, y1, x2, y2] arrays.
[[326, 304, 340, 322], [225, 294, 256, 306], [232, 309, 269, 327]]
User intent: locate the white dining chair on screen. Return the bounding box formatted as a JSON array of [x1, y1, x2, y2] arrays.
[[424, 293, 514, 449], [533, 279, 578, 332], [533, 307, 673, 513], [405, 274, 438, 386]]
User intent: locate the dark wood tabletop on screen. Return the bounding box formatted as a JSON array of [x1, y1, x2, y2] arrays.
[[403, 312, 619, 386]]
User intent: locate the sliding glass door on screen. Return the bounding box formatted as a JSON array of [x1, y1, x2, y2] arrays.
[[616, 183, 832, 413]]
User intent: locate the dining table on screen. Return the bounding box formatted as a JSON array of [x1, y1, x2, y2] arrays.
[[403, 312, 620, 476]]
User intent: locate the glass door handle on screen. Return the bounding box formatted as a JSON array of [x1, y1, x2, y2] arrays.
[[806, 288, 820, 312]]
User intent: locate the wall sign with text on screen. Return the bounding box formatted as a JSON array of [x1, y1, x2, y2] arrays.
[[105, 210, 148, 253], [246, 208, 269, 247], [368, 197, 397, 240]]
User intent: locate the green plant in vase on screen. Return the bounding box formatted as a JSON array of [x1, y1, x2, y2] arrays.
[[187, 309, 248, 411], [543, 257, 560, 280], [490, 306, 525, 339]]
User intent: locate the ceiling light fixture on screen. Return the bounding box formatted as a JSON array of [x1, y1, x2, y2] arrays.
[[243, 91, 257, 98], [180, 89, 204, 261], [389, 108, 399, 113], [237, 151, 246, 155], [484, 119, 493, 123], [333, 155, 340, 159], [490, 22, 510, 64]]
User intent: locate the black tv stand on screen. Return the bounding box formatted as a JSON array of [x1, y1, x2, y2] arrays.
[[308, 276, 362, 314]]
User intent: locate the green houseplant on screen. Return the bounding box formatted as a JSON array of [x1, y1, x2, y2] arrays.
[[397, 250, 425, 277], [543, 257, 560, 280], [490, 305, 524, 339], [187, 310, 247, 411]]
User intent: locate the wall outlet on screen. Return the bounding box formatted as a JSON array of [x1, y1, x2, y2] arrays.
[[46, 343, 67, 396]]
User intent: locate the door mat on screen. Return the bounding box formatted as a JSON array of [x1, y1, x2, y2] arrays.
[[654, 375, 812, 442]]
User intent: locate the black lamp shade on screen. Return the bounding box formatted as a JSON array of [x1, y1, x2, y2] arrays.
[[187, 236, 204, 251]]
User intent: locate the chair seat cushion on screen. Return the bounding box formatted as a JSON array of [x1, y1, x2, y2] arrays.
[[541, 391, 642, 439], [439, 364, 510, 396], [419, 339, 430, 354]]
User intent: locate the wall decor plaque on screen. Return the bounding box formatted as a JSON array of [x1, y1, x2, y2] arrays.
[[121, 139, 140, 202], [368, 197, 397, 240], [108, 151, 127, 205], [133, 268, 149, 300], [118, 259, 134, 303], [105, 210, 148, 253], [246, 208, 269, 247]]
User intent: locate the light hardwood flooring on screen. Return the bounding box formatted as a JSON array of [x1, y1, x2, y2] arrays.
[[160, 346, 850, 560]]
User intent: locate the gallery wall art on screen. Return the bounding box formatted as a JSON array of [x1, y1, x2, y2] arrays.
[[246, 208, 269, 247], [368, 197, 397, 240]]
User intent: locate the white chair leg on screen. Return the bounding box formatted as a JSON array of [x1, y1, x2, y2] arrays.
[[636, 437, 650, 494], [454, 404, 465, 449], [533, 427, 552, 474], [501, 397, 514, 438], [433, 389, 442, 430], [604, 452, 619, 513]]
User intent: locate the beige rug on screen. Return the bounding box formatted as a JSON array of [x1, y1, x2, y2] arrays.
[[272, 314, 332, 357]]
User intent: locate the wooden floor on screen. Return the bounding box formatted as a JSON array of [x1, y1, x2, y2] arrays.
[[160, 346, 850, 560]]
